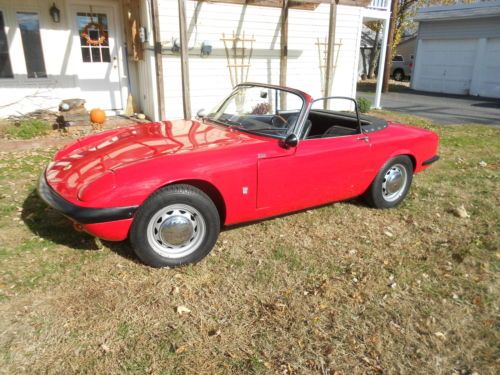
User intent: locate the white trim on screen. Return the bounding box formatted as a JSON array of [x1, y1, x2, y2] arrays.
[[373, 17, 389, 109], [410, 38, 422, 90], [66, 0, 128, 111]]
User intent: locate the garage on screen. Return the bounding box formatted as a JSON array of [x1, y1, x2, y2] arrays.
[[411, 2, 500, 99]]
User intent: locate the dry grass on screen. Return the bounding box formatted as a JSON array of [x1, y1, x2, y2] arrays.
[[0, 116, 498, 374]]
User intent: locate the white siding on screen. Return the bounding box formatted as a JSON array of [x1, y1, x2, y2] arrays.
[[157, 1, 363, 119], [0, 0, 130, 117]]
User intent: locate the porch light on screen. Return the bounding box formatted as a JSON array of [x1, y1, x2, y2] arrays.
[[49, 3, 60, 23]]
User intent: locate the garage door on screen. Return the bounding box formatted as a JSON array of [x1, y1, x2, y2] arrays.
[[413, 39, 477, 95], [475, 38, 500, 98]]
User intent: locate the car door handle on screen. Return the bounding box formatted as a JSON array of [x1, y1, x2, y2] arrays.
[[356, 136, 369, 142]]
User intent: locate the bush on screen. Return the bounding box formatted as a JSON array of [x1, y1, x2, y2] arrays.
[[4, 119, 51, 139], [357, 97, 371, 113]]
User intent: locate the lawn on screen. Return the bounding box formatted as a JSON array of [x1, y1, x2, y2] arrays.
[[0, 115, 498, 374]]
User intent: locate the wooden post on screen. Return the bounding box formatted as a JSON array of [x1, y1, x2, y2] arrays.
[[151, 0, 165, 120], [382, 0, 398, 93], [279, 0, 288, 110], [324, 0, 338, 107], [178, 0, 192, 120]]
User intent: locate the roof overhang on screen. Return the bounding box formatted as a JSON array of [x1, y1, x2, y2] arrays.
[[415, 1, 500, 22], [200, 0, 372, 11]]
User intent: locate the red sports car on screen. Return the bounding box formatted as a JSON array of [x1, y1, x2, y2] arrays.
[[39, 83, 439, 267]]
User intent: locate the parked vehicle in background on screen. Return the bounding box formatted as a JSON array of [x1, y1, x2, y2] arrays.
[[391, 55, 413, 81]]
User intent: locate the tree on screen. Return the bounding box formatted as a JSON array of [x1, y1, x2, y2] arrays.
[[366, 21, 382, 79]]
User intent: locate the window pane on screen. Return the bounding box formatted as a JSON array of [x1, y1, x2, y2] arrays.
[[101, 47, 110, 62], [81, 47, 91, 62], [0, 11, 13, 78], [16, 12, 47, 78], [91, 47, 100, 62]]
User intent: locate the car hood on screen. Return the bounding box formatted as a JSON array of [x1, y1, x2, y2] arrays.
[[45, 119, 260, 201]]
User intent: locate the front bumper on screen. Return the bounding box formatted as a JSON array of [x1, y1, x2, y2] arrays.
[[38, 173, 137, 224]]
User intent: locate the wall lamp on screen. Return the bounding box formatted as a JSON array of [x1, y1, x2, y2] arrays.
[[50, 3, 61, 23]]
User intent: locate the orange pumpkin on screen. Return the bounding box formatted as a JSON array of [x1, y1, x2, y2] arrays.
[[90, 108, 106, 124]]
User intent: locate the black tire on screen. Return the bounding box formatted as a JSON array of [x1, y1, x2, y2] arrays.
[[130, 184, 220, 267], [364, 156, 413, 209], [393, 69, 405, 81]]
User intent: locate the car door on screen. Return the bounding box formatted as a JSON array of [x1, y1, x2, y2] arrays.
[[257, 97, 373, 217], [257, 135, 372, 215]]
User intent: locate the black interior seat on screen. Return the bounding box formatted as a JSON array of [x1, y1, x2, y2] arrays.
[[323, 125, 358, 137]]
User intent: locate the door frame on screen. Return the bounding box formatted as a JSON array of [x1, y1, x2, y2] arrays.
[[65, 0, 128, 113]]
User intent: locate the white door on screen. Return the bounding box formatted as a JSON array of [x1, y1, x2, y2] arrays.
[[69, 2, 125, 111], [476, 38, 500, 98], [414, 39, 477, 95]]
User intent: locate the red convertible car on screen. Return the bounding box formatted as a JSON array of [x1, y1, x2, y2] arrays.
[[39, 83, 439, 267]]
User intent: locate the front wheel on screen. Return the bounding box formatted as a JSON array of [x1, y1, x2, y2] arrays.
[[364, 156, 413, 209], [130, 184, 220, 267]]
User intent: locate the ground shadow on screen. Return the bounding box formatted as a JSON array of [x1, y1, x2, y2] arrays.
[[22, 189, 139, 262], [223, 197, 366, 232], [471, 102, 500, 109], [23, 189, 368, 261]]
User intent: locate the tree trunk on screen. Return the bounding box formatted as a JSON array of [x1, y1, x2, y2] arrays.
[[367, 25, 380, 79]]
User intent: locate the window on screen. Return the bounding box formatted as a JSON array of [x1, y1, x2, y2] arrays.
[[17, 12, 47, 78], [77, 12, 111, 63], [0, 11, 13, 78], [392, 55, 404, 62]]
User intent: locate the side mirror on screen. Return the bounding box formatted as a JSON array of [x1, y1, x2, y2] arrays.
[[282, 133, 298, 149], [196, 108, 207, 119]]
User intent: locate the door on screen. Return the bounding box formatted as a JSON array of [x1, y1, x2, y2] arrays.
[[257, 135, 372, 216], [414, 39, 477, 95], [69, 2, 125, 111]]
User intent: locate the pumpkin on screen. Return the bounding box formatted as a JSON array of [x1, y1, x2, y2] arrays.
[[90, 108, 106, 124]]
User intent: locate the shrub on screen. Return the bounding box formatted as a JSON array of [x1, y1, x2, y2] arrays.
[[4, 119, 51, 139], [357, 97, 371, 113]]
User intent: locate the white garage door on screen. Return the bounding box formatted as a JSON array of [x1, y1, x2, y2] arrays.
[[414, 39, 477, 95], [476, 38, 500, 98]]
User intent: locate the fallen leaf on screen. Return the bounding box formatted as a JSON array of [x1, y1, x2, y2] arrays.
[[434, 332, 446, 339], [453, 205, 470, 218], [176, 305, 191, 315], [100, 343, 110, 353], [384, 230, 394, 237], [208, 328, 221, 337], [175, 345, 187, 354]]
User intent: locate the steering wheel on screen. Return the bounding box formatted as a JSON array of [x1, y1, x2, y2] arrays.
[[271, 115, 289, 129]]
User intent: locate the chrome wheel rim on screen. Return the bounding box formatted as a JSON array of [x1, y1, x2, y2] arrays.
[[382, 163, 407, 202], [147, 204, 206, 258]]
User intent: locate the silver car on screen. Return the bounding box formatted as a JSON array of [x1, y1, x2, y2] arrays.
[[391, 55, 413, 81]]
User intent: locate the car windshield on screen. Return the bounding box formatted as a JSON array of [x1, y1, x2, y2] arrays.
[[206, 85, 305, 137]]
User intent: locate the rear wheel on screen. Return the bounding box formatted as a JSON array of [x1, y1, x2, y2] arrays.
[[130, 184, 220, 267], [364, 156, 413, 209], [393, 69, 405, 81]]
